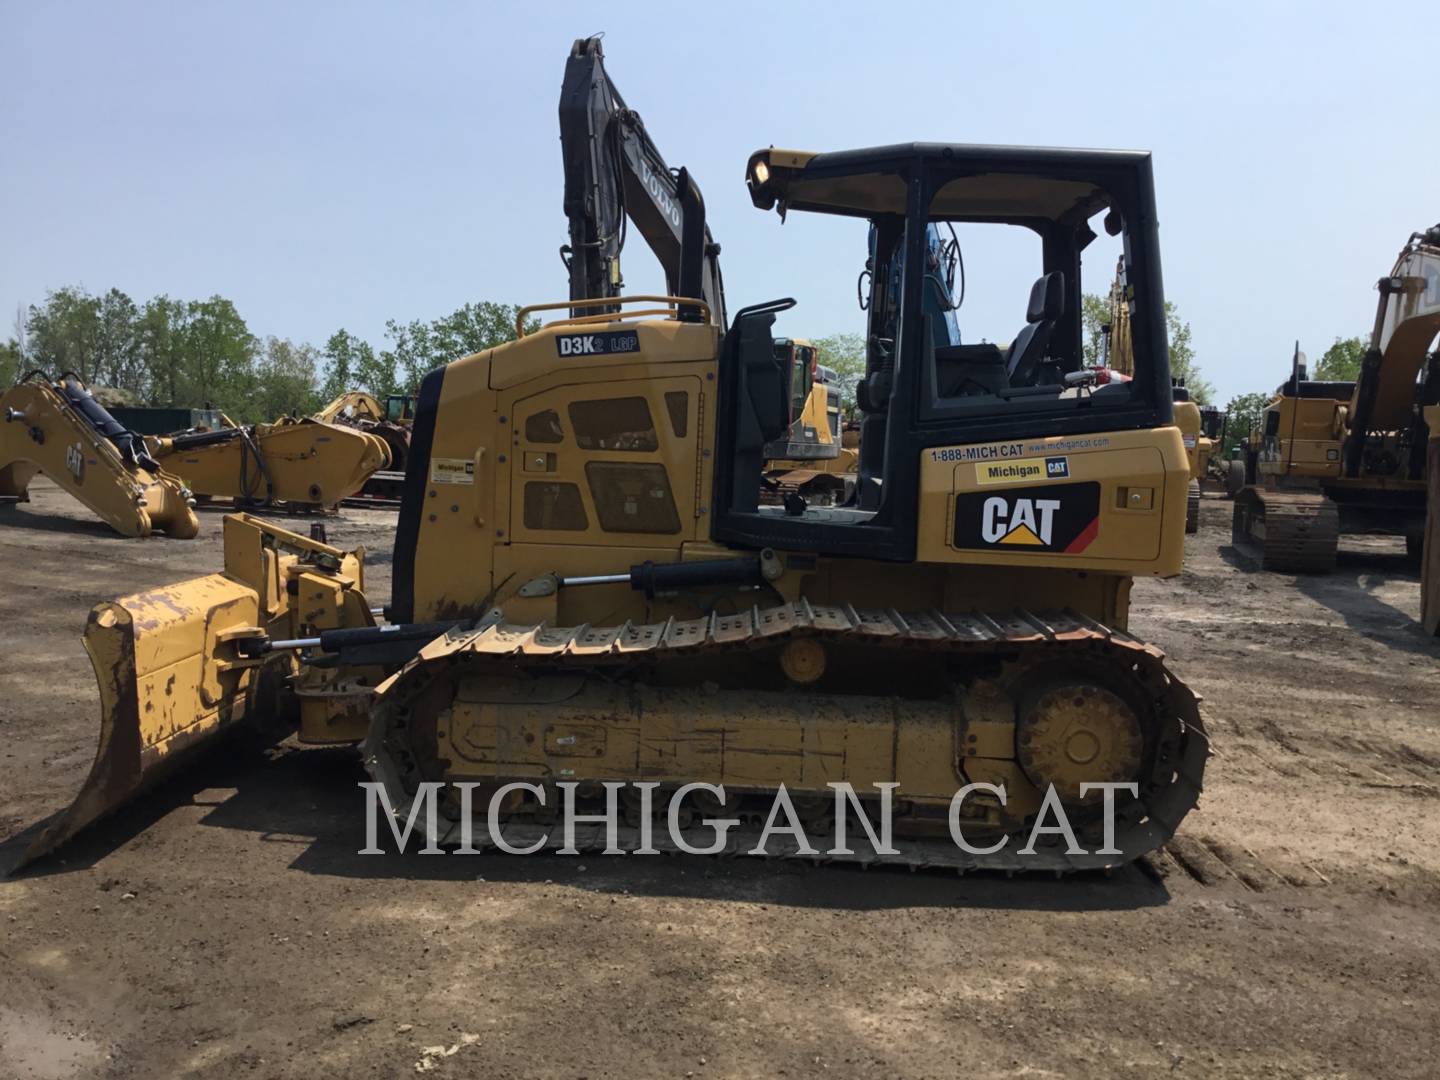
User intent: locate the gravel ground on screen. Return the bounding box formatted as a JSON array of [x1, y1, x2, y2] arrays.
[[1, 478, 1438, 1079]]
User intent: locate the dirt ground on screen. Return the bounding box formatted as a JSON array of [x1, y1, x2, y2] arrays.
[[1, 477, 1437, 1079]]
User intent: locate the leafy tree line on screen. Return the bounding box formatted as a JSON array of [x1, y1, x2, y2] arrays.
[[1, 287, 532, 423]]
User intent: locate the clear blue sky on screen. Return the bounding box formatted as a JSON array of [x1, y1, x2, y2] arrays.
[[3, 2, 1434, 403]]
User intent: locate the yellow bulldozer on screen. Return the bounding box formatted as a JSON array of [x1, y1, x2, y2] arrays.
[[1232, 225, 1440, 572], [13, 38, 1206, 873], [0, 372, 200, 538]]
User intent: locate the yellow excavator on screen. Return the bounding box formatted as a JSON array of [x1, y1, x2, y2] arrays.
[[146, 410, 391, 511], [1233, 226, 1440, 571], [13, 39, 1206, 872], [0, 372, 199, 538], [761, 339, 849, 507]]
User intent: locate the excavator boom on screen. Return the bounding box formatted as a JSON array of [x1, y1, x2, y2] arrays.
[[0, 373, 199, 538], [560, 36, 725, 326]]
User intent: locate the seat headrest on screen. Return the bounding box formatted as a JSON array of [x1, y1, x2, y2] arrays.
[[1026, 272, 1065, 323]]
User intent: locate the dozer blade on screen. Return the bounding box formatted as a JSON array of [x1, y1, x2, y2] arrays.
[[7, 572, 287, 872]]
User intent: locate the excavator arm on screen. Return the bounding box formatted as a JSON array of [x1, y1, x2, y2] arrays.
[[1343, 224, 1440, 478], [559, 36, 725, 326], [0, 373, 199, 538]]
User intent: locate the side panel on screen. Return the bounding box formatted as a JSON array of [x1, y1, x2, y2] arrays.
[[914, 426, 1187, 576], [396, 318, 719, 623]]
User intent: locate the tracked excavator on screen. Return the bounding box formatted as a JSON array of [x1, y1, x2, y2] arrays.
[[12, 38, 1206, 873], [0, 372, 199, 538], [1233, 225, 1440, 572], [761, 339, 848, 507], [146, 409, 391, 511]]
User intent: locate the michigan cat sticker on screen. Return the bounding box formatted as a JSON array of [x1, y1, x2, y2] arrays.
[[953, 481, 1100, 553], [976, 455, 1070, 485], [430, 458, 475, 484]]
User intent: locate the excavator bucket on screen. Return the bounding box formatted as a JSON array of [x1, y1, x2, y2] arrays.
[[4, 515, 340, 872]]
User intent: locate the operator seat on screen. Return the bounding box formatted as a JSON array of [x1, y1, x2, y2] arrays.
[[1005, 272, 1065, 386]]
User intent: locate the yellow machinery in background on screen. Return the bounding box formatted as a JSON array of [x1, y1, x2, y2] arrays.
[[13, 39, 1207, 873], [762, 339, 851, 507], [1233, 226, 1440, 572], [0, 372, 199, 538], [314, 391, 387, 425], [313, 391, 414, 506], [147, 413, 390, 511], [1102, 258, 1209, 532], [1174, 398, 1212, 534]]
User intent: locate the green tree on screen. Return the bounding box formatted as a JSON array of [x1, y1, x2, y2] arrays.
[[1166, 303, 1213, 404], [137, 295, 187, 407], [25, 286, 143, 395], [321, 329, 361, 401], [252, 337, 321, 420], [1314, 336, 1367, 381], [175, 296, 258, 414], [1079, 292, 1212, 404], [811, 332, 866, 414], [26, 286, 102, 384], [93, 288, 142, 394], [1080, 292, 1111, 368], [0, 338, 21, 387], [1222, 391, 1269, 451], [384, 300, 536, 393]]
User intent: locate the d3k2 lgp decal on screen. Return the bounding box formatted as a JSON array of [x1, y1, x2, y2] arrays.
[[555, 330, 641, 357], [953, 481, 1100, 554]]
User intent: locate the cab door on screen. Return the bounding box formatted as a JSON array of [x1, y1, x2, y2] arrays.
[[509, 375, 704, 547]]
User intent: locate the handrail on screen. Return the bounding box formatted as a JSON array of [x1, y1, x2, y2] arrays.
[[515, 294, 711, 337]]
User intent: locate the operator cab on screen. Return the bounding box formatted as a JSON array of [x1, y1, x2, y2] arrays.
[[713, 143, 1174, 561]]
